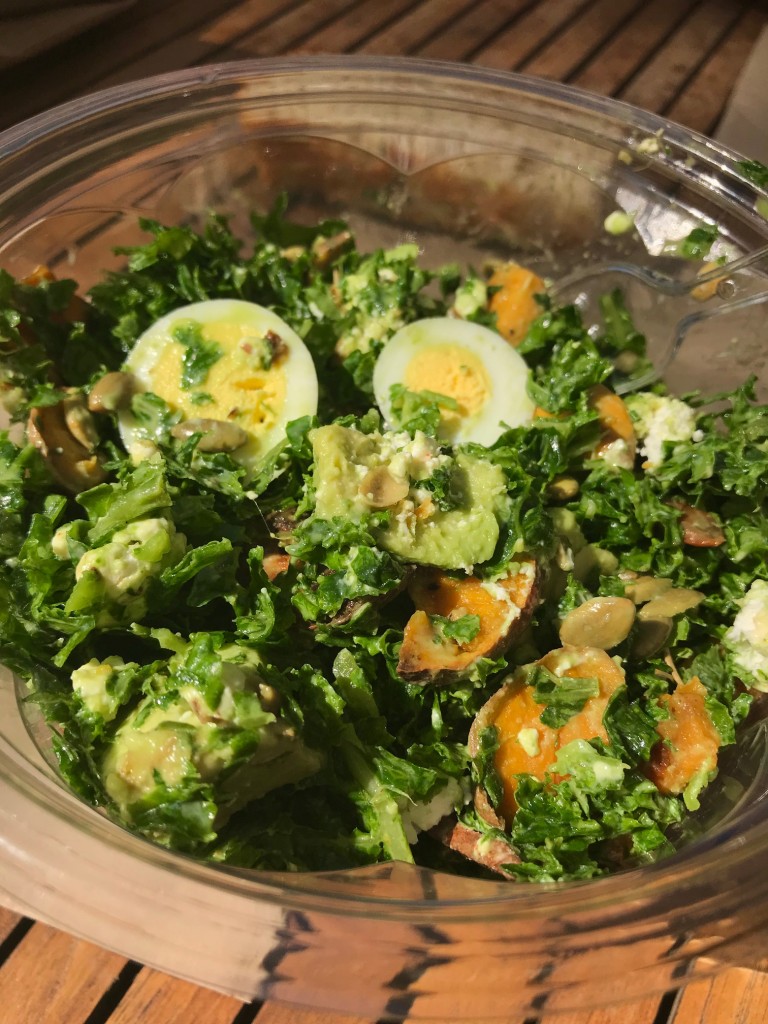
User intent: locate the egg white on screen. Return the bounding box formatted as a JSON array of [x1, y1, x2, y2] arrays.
[[373, 317, 535, 446], [119, 299, 318, 474]]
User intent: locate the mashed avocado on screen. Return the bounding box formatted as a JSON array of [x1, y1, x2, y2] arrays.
[[310, 423, 508, 569]]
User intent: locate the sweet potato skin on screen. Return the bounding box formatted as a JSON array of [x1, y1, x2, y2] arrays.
[[397, 559, 539, 683], [436, 819, 520, 878]]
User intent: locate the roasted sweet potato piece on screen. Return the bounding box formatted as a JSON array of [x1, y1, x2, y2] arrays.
[[645, 677, 721, 795], [262, 552, 291, 581], [488, 264, 545, 346], [588, 384, 637, 467], [533, 386, 636, 471], [397, 558, 539, 683], [469, 646, 626, 824]]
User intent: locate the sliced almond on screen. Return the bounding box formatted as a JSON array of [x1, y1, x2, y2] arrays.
[[559, 596, 635, 650]]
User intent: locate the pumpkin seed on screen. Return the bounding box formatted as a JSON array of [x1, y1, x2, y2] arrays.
[[559, 596, 635, 650], [633, 615, 673, 658], [359, 466, 409, 508], [88, 371, 135, 413], [171, 418, 248, 452], [624, 576, 673, 605], [27, 403, 107, 493], [63, 393, 99, 451], [639, 588, 704, 619], [547, 475, 579, 501]]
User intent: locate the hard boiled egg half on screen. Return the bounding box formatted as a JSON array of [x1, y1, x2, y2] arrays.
[[119, 299, 318, 474], [373, 317, 535, 447]]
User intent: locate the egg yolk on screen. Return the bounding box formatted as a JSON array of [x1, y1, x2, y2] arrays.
[[403, 344, 490, 422], [149, 319, 287, 431]]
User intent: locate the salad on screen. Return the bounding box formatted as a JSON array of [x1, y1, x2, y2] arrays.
[[0, 202, 766, 883]]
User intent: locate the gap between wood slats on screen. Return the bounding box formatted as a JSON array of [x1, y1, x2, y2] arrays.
[[0, 915, 33, 964], [668, 968, 768, 1024], [95, 965, 253, 1024], [81, 962, 143, 1024], [0, 922, 128, 1023]]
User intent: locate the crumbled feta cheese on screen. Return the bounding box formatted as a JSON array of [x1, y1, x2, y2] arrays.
[[725, 580, 768, 691], [376, 428, 450, 484], [598, 437, 634, 470], [400, 777, 466, 842], [626, 392, 699, 469]]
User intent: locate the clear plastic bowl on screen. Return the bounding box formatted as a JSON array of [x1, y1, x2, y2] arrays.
[[1, 57, 768, 1019]]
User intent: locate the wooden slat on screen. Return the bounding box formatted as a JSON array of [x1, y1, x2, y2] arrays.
[[538, 996, 666, 1024], [670, 967, 768, 1024], [107, 966, 246, 1024], [664, 5, 768, 135], [0, 923, 126, 1024], [416, 0, 532, 61], [358, 0, 477, 57], [620, 0, 748, 114], [522, 0, 645, 80], [216, 0, 364, 60], [0, 0, 237, 132], [472, 0, 593, 70], [571, 0, 699, 96], [0, 906, 22, 946], [255, 1003, 373, 1024], [73, 0, 309, 94], [290, 0, 418, 55]]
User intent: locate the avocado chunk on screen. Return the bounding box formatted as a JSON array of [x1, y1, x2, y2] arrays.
[[310, 423, 508, 570], [101, 638, 322, 838]]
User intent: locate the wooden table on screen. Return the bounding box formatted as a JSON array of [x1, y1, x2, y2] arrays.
[[2, 1, 768, 1022]]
